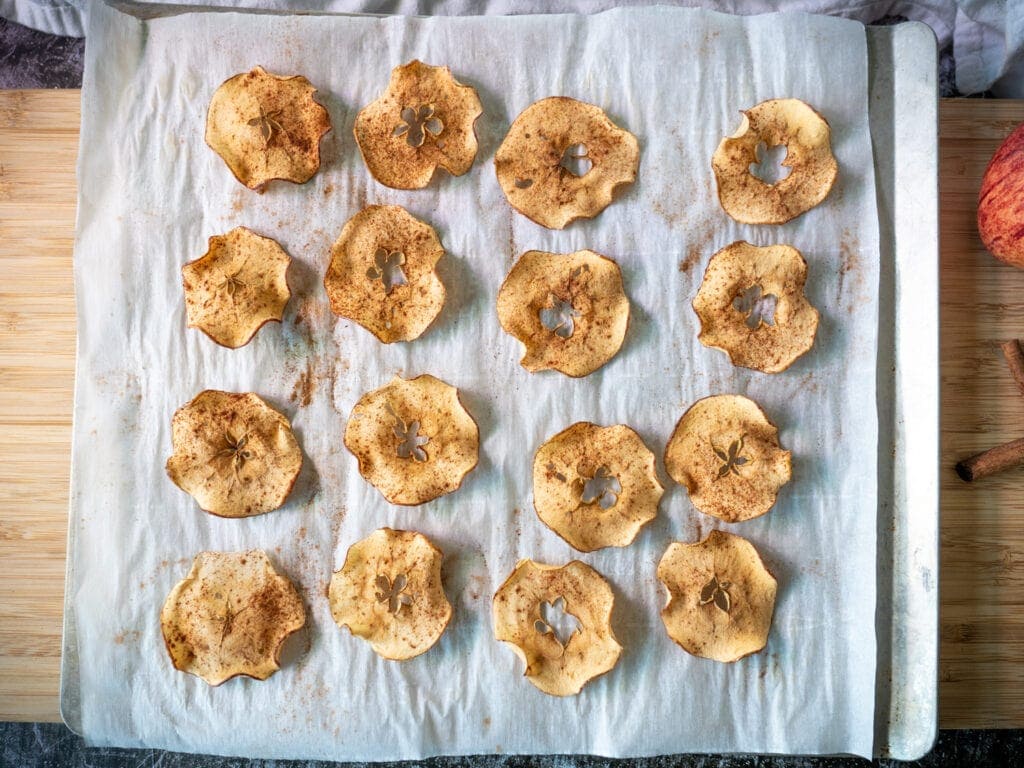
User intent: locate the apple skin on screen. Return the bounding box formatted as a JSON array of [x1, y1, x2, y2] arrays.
[[978, 120, 1024, 268]]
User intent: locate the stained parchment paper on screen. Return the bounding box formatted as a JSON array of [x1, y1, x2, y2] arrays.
[[64, 2, 879, 759]]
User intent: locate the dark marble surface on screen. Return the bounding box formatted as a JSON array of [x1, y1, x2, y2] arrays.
[[1, 723, 1023, 767], [0, 8, 998, 768], [0, 16, 83, 89]]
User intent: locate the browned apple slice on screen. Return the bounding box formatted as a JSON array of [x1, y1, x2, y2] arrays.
[[693, 240, 819, 373], [496, 249, 629, 378], [354, 60, 483, 190], [206, 66, 331, 191], [324, 205, 445, 343], [182, 226, 291, 349], [495, 97, 639, 229]]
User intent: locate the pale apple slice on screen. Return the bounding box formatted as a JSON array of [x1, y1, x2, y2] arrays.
[[664, 394, 791, 523], [658, 530, 777, 663], [533, 422, 663, 551], [329, 528, 452, 661], [161, 550, 306, 685], [496, 249, 630, 378], [712, 98, 837, 224], [343, 374, 479, 506], [493, 559, 621, 696]]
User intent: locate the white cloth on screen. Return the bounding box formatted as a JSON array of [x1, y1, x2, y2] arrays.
[[3, 0, 1024, 95]]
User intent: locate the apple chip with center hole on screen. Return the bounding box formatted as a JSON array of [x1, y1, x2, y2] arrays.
[[344, 374, 479, 505], [658, 530, 778, 663], [533, 422, 663, 551], [324, 205, 445, 343], [166, 390, 303, 518], [495, 97, 639, 230], [182, 226, 292, 349], [496, 249, 629, 378], [205, 66, 331, 191], [493, 559, 621, 696], [328, 528, 452, 660], [160, 549, 306, 685], [354, 60, 483, 190], [664, 395, 791, 523], [693, 240, 819, 373], [712, 98, 838, 224]]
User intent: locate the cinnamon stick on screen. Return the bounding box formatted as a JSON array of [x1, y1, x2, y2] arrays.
[[955, 437, 1024, 482], [1001, 338, 1024, 398]]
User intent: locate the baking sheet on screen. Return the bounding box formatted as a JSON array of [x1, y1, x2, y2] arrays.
[[62, 3, 880, 759], [866, 22, 939, 760]]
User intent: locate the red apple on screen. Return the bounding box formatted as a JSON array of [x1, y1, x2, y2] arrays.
[[978, 120, 1024, 268]]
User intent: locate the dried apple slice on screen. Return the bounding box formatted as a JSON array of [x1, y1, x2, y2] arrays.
[[166, 390, 303, 518], [657, 530, 777, 663], [493, 559, 621, 696], [160, 550, 306, 685], [693, 240, 819, 373], [328, 528, 452, 660], [496, 249, 629, 377], [533, 422, 663, 551], [354, 60, 483, 190], [712, 98, 838, 224], [343, 374, 479, 506], [182, 226, 291, 349], [495, 97, 639, 229], [206, 66, 331, 191], [664, 394, 791, 523], [324, 205, 445, 343]]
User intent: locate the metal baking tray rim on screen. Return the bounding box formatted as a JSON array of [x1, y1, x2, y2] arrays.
[[58, 15, 941, 762]]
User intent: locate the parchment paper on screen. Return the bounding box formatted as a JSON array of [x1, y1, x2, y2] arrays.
[[64, 2, 879, 759]]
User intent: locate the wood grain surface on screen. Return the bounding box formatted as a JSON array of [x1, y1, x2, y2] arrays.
[[939, 99, 1024, 729], [0, 90, 78, 724], [0, 91, 1022, 729]]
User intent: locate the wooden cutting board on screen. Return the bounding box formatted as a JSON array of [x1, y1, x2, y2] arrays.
[[1, 90, 1022, 728]]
